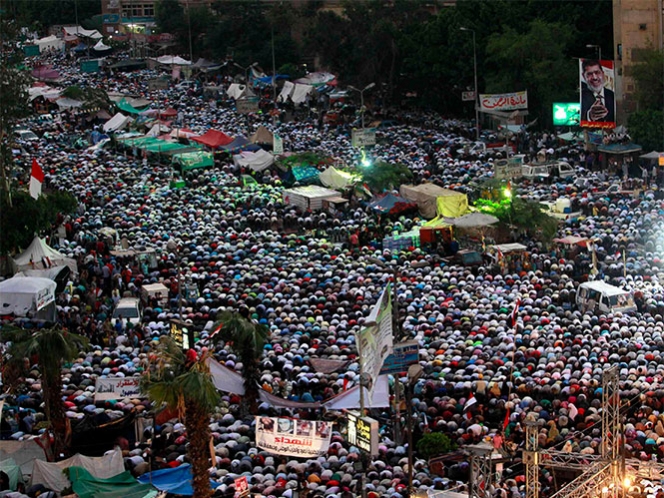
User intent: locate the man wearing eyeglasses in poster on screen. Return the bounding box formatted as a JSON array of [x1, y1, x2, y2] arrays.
[[580, 59, 616, 128]]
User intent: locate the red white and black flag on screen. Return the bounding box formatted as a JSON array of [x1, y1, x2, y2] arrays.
[[510, 299, 520, 328]]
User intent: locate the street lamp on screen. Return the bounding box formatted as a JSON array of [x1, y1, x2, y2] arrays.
[[586, 44, 602, 61], [347, 82, 376, 129], [460, 27, 480, 140], [234, 61, 259, 86], [166, 240, 184, 320], [406, 364, 424, 496]]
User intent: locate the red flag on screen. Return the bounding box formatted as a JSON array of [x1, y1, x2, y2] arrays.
[[503, 407, 511, 431], [30, 158, 44, 200]]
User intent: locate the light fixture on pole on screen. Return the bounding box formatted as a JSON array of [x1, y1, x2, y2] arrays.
[[586, 44, 602, 61], [234, 61, 259, 86], [406, 364, 424, 496], [347, 82, 375, 129], [460, 27, 480, 140]]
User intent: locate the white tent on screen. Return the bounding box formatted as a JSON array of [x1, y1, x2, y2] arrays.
[[13, 237, 77, 275], [277, 81, 314, 104], [34, 35, 64, 53], [56, 97, 83, 109], [319, 166, 359, 190], [103, 112, 132, 133], [63, 26, 102, 40], [92, 40, 111, 51], [0, 276, 56, 318], [232, 149, 274, 172], [30, 448, 124, 492], [322, 375, 390, 410], [156, 55, 191, 65], [0, 438, 47, 475], [226, 83, 254, 100], [146, 123, 171, 137], [641, 151, 663, 160]]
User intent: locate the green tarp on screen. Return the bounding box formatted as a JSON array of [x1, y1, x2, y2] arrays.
[[0, 458, 24, 490], [68, 466, 157, 498], [292, 165, 320, 182], [142, 141, 188, 153], [116, 98, 143, 115], [172, 151, 214, 171]]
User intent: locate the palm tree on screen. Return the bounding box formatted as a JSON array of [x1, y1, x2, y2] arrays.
[[211, 310, 269, 416], [141, 337, 219, 498], [2, 325, 88, 459]]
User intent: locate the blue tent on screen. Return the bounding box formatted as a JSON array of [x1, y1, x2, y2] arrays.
[[137, 464, 220, 496], [369, 193, 414, 213], [219, 136, 261, 153]]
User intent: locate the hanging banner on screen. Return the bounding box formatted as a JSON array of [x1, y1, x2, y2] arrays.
[[236, 97, 260, 114], [357, 284, 393, 395], [462, 91, 475, 102], [94, 377, 142, 401], [351, 128, 377, 147], [579, 59, 616, 129], [255, 417, 332, 458], [479, 91, 528, 112], [35, 286, 55, 311]]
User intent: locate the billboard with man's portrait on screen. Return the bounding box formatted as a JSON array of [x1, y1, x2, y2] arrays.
[[579, 59, 616, 129]]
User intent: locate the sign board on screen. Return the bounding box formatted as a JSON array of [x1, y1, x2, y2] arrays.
[[80, 59, 100, 73], [236, 97, 260, 114], [94, 377, 142, 401], [35, 286, 54, 311], [357, 284, 393, 395], [148, 78, 169, 91], [273, 133, 283, 155], [351, 127, 377, 148], [23, 45, 40, 57], [552, 102, 581, 126], [170, 319, 196, 351], [255, 416, 332, 458], [462, 91, 475, 102], [493, 159, 522, 180], [102, 14, 120, 24], [234, 476, 249, 498], [379, 340, 419, 375], [479, 91, 528, 112], [347, 411, 379, 456]]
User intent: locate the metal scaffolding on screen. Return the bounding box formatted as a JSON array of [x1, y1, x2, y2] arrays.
[[468, 443, 494, 498]]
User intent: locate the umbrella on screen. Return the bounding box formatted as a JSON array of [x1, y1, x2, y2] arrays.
[[451, 212, 500, 228]]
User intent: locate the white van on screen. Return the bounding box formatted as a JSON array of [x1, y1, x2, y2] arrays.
[[111, 297, 143, 326], [576, 281, 636, 314]]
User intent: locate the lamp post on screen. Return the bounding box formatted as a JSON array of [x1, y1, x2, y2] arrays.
[[234, 61, 259, 87], [460, 27, 480, 140], [166, 240, 184, 320], [587, 43, 602, 61], [406, 364, 424, 496], [348, 82, 376, 129]]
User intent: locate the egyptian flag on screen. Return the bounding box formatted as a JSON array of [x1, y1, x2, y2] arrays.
[[29, 158, 44, 200], [464, 393, 477, 419], [510, 299, 521, 328]]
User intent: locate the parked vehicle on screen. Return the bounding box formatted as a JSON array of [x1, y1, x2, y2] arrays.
[[576, 281, 636, 314], [111, 297, 142, 327], [14, 129, 39, 142]]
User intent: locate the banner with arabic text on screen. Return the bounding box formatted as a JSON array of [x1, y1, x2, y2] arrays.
[[479, 91, 528, 112], [94, 377, 142, 401], [255, 417, 332, 458]]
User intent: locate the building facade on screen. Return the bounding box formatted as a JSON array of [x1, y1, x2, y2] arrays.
[[612, 0, 664, 118]]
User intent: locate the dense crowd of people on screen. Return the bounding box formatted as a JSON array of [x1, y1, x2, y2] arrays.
[[3, 48, 664, 498]]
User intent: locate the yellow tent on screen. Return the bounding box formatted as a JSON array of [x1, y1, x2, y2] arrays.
[[400, 183, 469, 219]]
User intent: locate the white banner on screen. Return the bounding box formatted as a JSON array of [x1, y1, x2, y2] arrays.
[[94, 377, 143, 401], [462, 91, 475, 102], [35, 286, 54, 311], [351, 128, 377, 147], [357, 284, 393, 397], [255, 417, 332, 458], [479, 91, 528, 112]]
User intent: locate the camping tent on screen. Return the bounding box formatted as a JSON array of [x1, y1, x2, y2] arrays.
[[220, 136, 260, 153], [191, 129, 233, 148], [68, 466, 158, 498], [138, 464, 220, 496], [368, 193, 416, 214], [232, 149, 275, 172], [319, 166, 359, 190], [63, 26, 103, 40], [249, 125, 273, 145], [400, 183, 469, 219], [278, 81, 314, 104], [0, 459, 24, 491], [640, 150, 663, 160], [0, 276, 56, 320], [34, 35, 65, 53], [103, 113, 132, 133], [32, 65, 61, 80], [30, 449, 124, 492], [226, 83, 254, 100], [13, 237, 78, 275]]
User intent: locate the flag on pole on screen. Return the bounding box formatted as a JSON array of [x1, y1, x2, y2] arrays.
[[463, 393, 477, 419], [510, 299, 521, 328], [29, 158, 44, 200]]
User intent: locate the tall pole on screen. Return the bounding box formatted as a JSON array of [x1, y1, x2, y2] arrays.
[[186, 0, 193, 66], [461, 27, 479, 140], [271, 25, 277, 104]]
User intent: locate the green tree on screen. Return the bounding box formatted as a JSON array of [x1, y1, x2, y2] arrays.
[[416, 432, 457, 459], [62, 85, 112, 112], [626, 46, 664, 111], [628, 109, 664, 152], [211, 311, 268, 416], [2, 325, 89, 458], [0, 189, 78, 255], [0, 4, 32, 204], [361, 160, 413, 193], [154, 0, 184, 36], [141, 337, 220, 498]]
